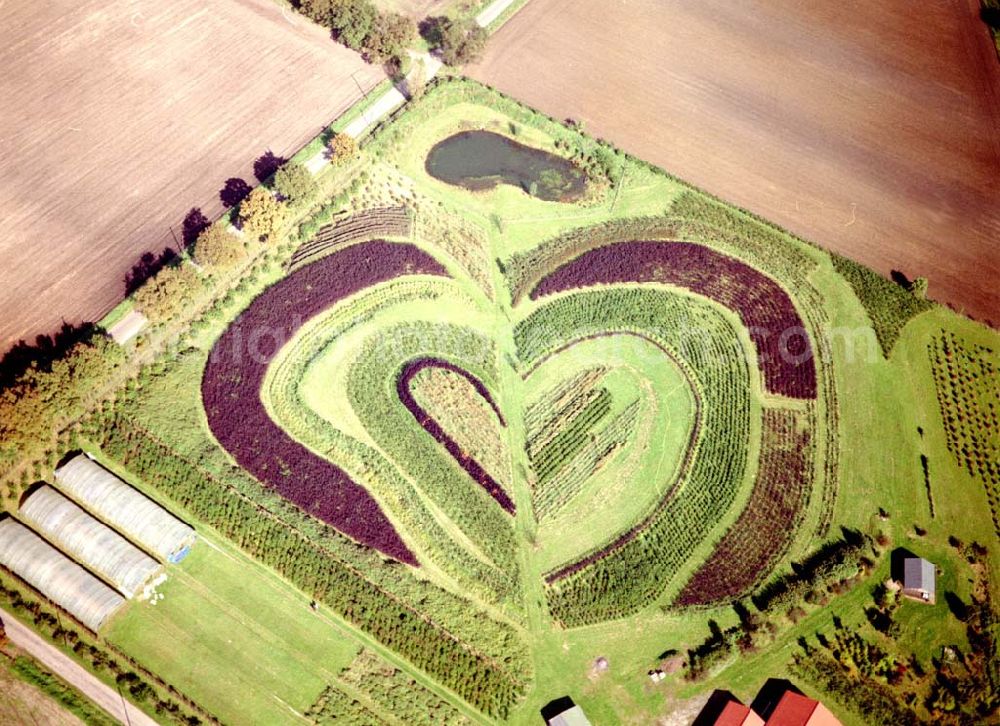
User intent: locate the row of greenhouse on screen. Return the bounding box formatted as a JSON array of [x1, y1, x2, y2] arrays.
[[0, 454, 195, 632]]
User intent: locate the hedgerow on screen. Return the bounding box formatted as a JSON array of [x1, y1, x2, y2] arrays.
[[530, 240, 817, 399], [516, 288, 753, 624], [202, 240, 450, 563], [831, 253, 933, 356], [676, 406, 815, 606], [94, 416, 527, 717], [347, 321, 520, 578]]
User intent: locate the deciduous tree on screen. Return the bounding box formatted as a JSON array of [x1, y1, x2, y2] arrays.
[[240, 187, 287, 243], [193, 224, 245, 269], [274, 162, 319, 209]]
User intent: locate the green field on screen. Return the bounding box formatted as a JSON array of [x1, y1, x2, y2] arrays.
[[107, 534, 359, 724], [3, 76, 996, 725]]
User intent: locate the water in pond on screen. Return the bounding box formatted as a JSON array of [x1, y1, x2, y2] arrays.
[[425, 130, 587, 202]]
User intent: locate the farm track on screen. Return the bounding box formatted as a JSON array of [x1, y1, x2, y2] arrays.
[[0, 607, 157, 726], [0, 0, 385, 353], [471, 0, 1000, 325]]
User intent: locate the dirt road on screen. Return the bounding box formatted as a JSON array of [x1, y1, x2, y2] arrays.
[[0, 0, 385, 354], [0, 608, 156, 726], [471, 0, 1000, 325]]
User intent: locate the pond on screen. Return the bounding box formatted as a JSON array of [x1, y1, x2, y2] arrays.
[[425, 130, 587, 202]]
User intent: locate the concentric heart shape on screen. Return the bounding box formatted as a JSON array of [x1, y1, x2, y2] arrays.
[[202, 232, 819, 623]]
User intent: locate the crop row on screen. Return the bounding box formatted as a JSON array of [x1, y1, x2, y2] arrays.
[[414, 203, 496, 300], [399, 358, 515, 513], [346, 322, 520, 574], [202, 240, 450, 564], [515, 287, 752, 625], [257, 278, 518, 605], [667, 191, 817, 282], [675, 406, 815, 606], [534, 398, 641, 521], [530, 240, 817, 399], [288, 206, 412, 271], [409, 365, 511, 492], [529, 387, 612, 485], [525, 368, 606, 458], [97, 416, 528, 717], [929, 331, 1000, 539], [336, 649, 471, 726]]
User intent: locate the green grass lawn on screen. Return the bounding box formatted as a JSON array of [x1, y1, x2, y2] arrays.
[[525, 335, 696, 573], [107, 536, 359, 725]]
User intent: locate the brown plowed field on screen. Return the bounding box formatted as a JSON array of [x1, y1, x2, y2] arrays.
[[472, 0, 1000, 325], [0, 0, 384, 353]]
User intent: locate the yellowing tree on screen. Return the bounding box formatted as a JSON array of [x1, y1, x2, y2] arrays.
[[240, 187, 287, 243], [329, 133, 357, 165], [193, 224, 245, 268], [133, 263, 204, 321]]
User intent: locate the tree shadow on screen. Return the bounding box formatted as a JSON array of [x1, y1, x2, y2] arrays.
[[891, 547, 918, 583], [253, 150, 286, 183], [181, 208, 210, 247], [0, 322, 99, 390], [124, 248, 177, 295], [539, 696, 576, 722], [750, 678, 802, 720], [692, 690, 741, 726], [220, 177, 252, 208], [945, 591, 970, 621], [419, 16, 446, 47]]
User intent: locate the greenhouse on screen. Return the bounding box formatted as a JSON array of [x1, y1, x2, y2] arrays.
[[54, 454, 196, 562], [0, 517, 125, 632], [20, 485, 161, 598]]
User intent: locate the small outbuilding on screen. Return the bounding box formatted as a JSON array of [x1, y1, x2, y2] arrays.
[[541, 697, 591, 726], [901, 557, 936, 603]]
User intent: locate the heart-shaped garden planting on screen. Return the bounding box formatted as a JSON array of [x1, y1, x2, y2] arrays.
[[203, 225, 821, 624]]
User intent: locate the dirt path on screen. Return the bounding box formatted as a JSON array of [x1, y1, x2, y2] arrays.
[[471, 0, 1000, 326], [0, 608, 157, 726]]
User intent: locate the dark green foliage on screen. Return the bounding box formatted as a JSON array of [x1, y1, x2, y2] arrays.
[[299, 0, 416, 62], [95, 413, 526, 718], [517, 288, 753, 625], [530, 388, 612, 484], [422, 17, 488, 66], [273, 162, 319, 209], [831, 253, 933, 356], [789, 649, 921, 725]]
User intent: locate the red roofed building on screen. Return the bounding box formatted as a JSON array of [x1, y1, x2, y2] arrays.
[[694, 683, 842, 726], [716, 700, 765, 726], [764, 691, 841, 726]]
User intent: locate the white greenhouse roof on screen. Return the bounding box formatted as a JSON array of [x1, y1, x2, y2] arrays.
[[55, 455, 195, 562], [20, 485, 161, 598], [0, 517, 124, 632]]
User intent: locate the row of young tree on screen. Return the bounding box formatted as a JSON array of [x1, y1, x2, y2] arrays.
[[297, 0, 488, 68]]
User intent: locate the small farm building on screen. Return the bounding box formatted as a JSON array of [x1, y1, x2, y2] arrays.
[[545, 701, 591, 726], [902, 557, 936, 603], [0, 517, 125, 631], [55, 454, 195, 563], [20, 484, 161, 598]]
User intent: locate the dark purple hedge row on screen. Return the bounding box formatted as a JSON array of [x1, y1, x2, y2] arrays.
[[531, 241, 817, 399], [202, 241, 449, 565], [675, 407, 813, 606], [397, 357, 515, 514]]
